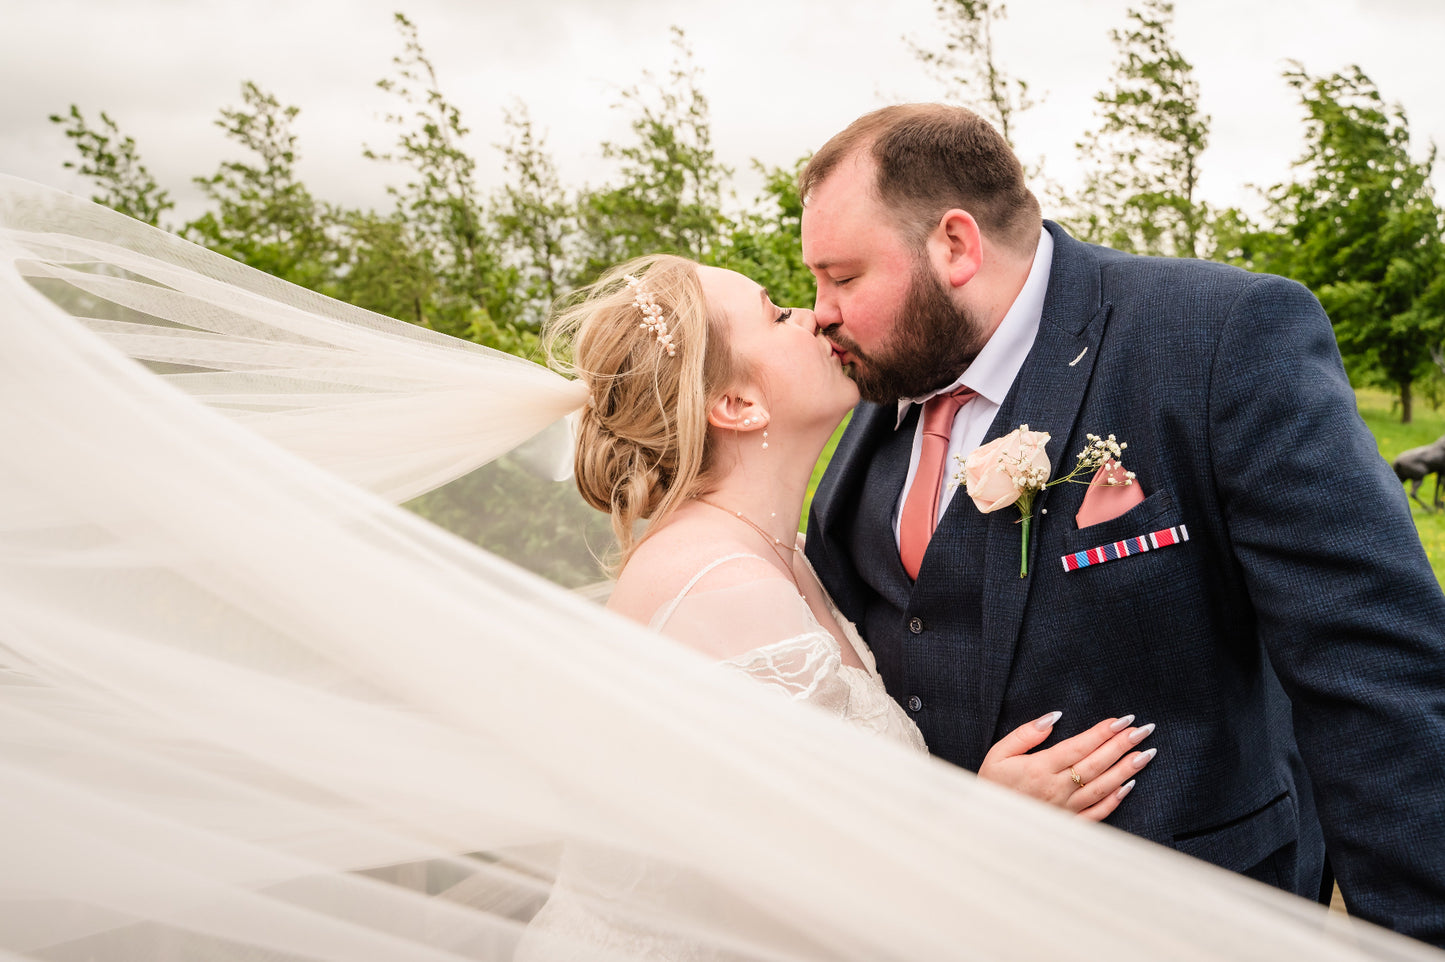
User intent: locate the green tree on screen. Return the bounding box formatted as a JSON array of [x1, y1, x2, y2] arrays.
[[329, 207, 437, 326], [707, 157, 815, 309], [184, 82, 335, 290], [493, 102, 577, 328], [1068, 0, 1211, 258], [1257, 65, 1444, 423], [366, 12, 526, 350], [48, 105, 173, 227], [906, 0, 1034, 147], [575, 27, 731, 282]]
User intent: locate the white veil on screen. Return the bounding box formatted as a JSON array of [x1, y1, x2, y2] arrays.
[[0, 174, 1437, 962]]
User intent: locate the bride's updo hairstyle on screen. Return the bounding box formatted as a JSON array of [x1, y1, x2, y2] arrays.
[[546, 254, 747, 567]]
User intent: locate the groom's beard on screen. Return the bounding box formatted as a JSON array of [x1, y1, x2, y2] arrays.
[[829, 266, 991, 405]]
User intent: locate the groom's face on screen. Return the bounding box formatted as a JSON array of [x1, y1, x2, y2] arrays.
[[801, 155, 990, 403]]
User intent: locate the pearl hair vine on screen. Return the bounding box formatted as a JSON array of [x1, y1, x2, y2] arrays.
[[624, 274, 676, 357]]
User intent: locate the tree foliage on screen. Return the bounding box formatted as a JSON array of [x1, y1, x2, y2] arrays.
[[185, 82, 334, 290], [1068, 0, 1210, 258], [49, 7, 1444, 427], [1250, 65, 1445, 422], [706, 158, 814, 309], [492, 102, 576, 328], [907, 1, 1033, 147], [366, 12, 526, 351], [48, 105, 173, 227], [575, 28, 730, 280]]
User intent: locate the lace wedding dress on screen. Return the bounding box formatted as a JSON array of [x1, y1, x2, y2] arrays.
[[669, 555, 926, 751], [515, 555, 926, 961]]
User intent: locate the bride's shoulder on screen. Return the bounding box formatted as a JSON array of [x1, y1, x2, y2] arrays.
[[607, 518, 783, 625]]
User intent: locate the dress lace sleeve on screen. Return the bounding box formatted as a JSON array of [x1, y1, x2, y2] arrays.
[[650, 571, 845, 702]]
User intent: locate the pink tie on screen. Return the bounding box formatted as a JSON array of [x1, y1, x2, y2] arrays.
[[899, 387, 977, 580]]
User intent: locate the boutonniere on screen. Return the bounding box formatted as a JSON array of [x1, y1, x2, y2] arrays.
[[951, 428, 1135, 577]]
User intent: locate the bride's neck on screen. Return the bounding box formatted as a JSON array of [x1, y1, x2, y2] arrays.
[[698, 432, 821, 543]]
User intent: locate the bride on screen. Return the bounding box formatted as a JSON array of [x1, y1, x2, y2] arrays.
[[551, 254, 1152, 808], [0, 176, 1431, 962]]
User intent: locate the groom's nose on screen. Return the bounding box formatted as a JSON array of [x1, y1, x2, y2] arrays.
[[813, 287, 840, 328]]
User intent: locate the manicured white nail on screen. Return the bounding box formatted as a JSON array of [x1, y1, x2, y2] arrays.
[[1132, 747, 1157, 769], [1109, 714, 1135, 732], [1128, 722, 1156, 743], [1033, 710, 1063, 731], [1116, 779, 1136, 800]]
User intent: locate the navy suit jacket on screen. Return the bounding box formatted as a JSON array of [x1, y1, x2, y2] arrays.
[[805, 222, 1445, 944]]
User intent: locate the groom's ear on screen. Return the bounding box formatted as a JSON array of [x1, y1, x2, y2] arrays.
[[931, 209, 982, 290]]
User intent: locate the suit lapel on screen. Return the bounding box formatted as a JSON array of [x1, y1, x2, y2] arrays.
[[966, 223, 1112, 752], [811, 402, 895, 535], [857, 406, 920, 605]]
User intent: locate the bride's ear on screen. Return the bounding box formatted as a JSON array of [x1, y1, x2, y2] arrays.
[[708, 391, 768, 433]]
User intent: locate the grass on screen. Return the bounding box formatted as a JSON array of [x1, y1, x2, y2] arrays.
[[1354, 388, 1445, 589], [800, 393, 1445, 589], [804, 413, 849, 522]]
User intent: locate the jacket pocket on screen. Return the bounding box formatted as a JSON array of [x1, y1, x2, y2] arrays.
[[1066, 487, 1178, 546], [1171, 789, 1298, 874]]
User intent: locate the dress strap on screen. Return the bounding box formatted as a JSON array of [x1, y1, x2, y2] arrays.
[[648, 552, 766, 631]]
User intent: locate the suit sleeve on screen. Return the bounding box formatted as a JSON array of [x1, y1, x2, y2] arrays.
[[1208, 273, 1445, 944]]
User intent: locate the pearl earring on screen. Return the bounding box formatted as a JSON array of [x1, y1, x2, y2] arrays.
[[761, 430, 769, 450], [742, 417, 753, 427]]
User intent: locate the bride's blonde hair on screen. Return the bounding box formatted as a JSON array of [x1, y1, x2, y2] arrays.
[[546, 254, 746, 568]]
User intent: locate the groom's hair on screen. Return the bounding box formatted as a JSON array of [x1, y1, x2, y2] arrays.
[[799, 104, 1040, 253]]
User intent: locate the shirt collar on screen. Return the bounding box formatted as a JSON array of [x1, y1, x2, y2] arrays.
[[895, 227, 1054, 428]]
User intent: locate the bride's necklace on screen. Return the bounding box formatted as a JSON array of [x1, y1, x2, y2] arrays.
[[694, 496, 801, 592]]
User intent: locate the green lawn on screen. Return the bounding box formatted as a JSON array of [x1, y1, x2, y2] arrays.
[[1354, 388, 1445, 589], [804, 414, 849, 521], [802, 394, 1445, 590]]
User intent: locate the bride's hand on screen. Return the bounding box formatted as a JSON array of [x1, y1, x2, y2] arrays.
[[977, 712, 1156, 821]]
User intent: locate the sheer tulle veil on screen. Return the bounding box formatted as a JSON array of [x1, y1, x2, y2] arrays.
[[0, 173, 1435, 961]]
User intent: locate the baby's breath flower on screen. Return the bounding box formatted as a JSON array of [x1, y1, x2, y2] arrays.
[[958, 425, 1137, 576]]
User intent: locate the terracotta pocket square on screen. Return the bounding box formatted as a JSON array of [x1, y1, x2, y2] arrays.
[[1075, 462, 1145, 528]]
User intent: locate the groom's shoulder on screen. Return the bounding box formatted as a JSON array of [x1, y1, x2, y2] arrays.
[[1050, 224, 1291, 296], [1083, 246, 1315, 328], [1096, 245, 1261, 293]]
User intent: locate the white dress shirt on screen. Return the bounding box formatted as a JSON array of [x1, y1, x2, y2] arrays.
[[891, 228, 1054, 548]]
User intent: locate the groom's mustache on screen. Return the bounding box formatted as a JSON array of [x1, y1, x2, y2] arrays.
[[823, 325, 866, 365]]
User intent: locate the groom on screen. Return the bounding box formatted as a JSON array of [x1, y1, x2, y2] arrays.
[[800, 104, 1445, 945]]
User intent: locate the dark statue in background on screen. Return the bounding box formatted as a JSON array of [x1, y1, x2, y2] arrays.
[[1394, 435, 1445, 512]]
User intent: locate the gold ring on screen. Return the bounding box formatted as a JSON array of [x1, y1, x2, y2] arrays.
[[1068, 767, 1084, 787]]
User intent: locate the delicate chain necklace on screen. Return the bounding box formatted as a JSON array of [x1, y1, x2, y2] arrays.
[[694, 496, 801, 592]]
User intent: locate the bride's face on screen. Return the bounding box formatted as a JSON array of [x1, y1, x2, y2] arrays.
[[697, 266, 859, 433]]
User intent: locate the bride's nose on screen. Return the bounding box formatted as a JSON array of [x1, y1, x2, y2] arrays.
[[793, 308, 820, 335]]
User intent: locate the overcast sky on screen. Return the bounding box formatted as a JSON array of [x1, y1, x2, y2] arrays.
[[3, 0, 1442, 226]]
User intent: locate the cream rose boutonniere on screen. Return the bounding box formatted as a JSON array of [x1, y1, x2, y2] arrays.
[[953, 428, 1134, 577]]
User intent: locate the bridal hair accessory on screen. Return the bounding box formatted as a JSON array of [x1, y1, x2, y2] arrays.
[[624, 273, 677, 357]]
